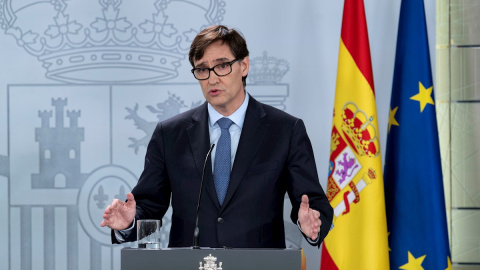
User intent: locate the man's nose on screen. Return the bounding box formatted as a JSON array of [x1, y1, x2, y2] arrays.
[[208, 70, 219, 84]]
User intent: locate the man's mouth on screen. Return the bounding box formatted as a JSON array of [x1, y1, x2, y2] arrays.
[[209, 89, 222, 95]]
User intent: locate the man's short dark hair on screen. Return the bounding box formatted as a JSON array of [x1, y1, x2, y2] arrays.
[[189, 25, 249, 87]]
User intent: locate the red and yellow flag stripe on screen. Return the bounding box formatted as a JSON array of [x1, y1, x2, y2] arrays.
[[321, 0, 389, 269]]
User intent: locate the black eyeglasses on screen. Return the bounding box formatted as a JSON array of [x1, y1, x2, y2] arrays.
[[191, 59, 239, 80]]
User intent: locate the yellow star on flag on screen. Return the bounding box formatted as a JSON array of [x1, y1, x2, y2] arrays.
[[388, 107, 399, 132], [399, 251, 426, 270], [410, 82, 434, 112]]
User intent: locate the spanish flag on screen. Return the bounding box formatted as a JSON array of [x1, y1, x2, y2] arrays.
[[320, 0, 389, 269]]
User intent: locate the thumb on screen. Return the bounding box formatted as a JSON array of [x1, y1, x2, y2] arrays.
[[126, 193, 136, 206], [300, 194, 309, 209]]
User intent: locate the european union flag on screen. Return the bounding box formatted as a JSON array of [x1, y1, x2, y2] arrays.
[[384, 0, 451, 269]]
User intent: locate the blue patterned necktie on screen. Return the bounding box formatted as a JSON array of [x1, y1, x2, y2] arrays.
[[214, 117, 234, 205]]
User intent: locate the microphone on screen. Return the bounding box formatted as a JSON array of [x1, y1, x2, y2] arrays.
[[193, 143, 215, 249]]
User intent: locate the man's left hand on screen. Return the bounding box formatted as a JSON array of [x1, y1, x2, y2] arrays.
[[298, 194, 321, 240]]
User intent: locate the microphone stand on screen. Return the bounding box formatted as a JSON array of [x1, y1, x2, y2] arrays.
[[193, 144, 215, 249]]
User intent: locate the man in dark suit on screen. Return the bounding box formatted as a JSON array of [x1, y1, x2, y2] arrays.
[[101, 25, 333, 248]]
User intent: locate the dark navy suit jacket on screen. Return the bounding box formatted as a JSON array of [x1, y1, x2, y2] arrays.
[[112, 96, 333, 248]]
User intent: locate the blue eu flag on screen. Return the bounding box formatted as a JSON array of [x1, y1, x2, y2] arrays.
[[384, 0, 451, 269]]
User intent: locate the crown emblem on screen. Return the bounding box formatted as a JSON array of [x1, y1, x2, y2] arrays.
[[248, 51, 289, 84], [341, 102, 379, 157], [0, 0, 226, 84]]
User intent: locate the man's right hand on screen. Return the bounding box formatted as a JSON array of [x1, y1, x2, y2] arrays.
[[100, 192, 137, 230]]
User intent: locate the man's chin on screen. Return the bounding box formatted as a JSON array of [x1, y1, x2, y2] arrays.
[[207, 97, 226, 107]]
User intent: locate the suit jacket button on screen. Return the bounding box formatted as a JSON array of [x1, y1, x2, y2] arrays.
[[217, 217, 224, 224]]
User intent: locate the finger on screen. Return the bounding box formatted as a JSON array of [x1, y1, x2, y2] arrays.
[[110, 199, 121, 210], [300, 195, 309, 211], [101, 214, 112, 227], [105, 202, 119, 216], [309, 211, 321, 230], [103, 206, 115, 219], [125, 193, 136, 210], [301, 195, 309, 206], [102, 201, 118, 220], [126, 193, 135, 203], [312, 224, 320, 239], [103, 204, 111, 215]]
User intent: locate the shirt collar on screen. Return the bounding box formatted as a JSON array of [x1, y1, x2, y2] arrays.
[[208, 92, 249, 128]]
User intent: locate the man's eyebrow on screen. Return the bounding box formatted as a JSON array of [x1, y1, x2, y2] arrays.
[[213, 57, 230, 63], [194, 57, 231, 68]]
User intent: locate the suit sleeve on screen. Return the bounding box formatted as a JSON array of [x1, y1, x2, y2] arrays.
[[111, 123, 172, 244], [286, 119, 333, 247]]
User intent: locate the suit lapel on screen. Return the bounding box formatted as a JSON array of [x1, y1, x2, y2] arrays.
[[187, 102, 221, 210], [220, 97, 268, 212]]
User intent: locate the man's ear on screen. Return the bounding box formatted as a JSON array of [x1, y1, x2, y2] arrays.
[[241, 56, 249, 77]]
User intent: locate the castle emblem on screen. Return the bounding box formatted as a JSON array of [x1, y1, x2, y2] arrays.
[[32, 98, 87, 188]]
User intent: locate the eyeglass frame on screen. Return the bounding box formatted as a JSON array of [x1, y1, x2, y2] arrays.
[[191, 58, 240, 80]]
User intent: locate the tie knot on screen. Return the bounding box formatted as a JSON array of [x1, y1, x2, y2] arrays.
[[217, 117, 233, 130]]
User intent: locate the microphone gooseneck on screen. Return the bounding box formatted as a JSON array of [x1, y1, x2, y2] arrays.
[[193, 143, 215, 249]]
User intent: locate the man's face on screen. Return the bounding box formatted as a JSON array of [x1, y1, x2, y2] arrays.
[[193, 41, 249, 116]]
